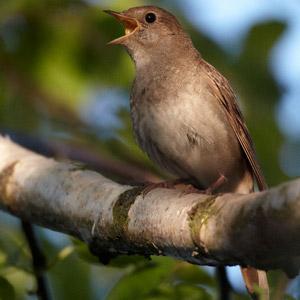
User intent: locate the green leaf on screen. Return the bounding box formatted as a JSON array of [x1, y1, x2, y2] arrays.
[[283, 294, 297, 300], [0, 251, 7, 269], [232, 292, 250, 300], [107, 259, 174, 300], [70, 238, 100, 265], [109, 254, 148, 268], [0, 276, 15, 300], [142, 281, 213, 300], [242, 21, 286, 64], [47, 245, 75, 270], [172, 282, 213, 300], [172, 262, 215, 288]]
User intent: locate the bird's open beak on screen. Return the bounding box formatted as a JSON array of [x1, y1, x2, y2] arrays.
[[104, 10, 140, 45]]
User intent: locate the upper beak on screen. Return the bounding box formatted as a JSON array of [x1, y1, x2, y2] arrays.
[[103, 10, 140, 45]]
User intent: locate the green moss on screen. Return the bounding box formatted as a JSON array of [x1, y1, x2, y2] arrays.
[[109, 186, 161, 258], [188, 195, 218, 248], [113, 186, 145, 236], [278, 185, 289, 199]]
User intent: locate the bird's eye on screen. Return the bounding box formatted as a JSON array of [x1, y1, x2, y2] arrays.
[[145, 13, 156, 23]]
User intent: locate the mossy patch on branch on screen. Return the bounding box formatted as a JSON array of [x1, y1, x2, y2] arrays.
[[110, 185, 164, 259], [188, 195, 218, 254], [113, 186, 145, 236]]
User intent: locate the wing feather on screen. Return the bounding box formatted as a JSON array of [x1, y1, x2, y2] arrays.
[[201, 60, 267, 191]]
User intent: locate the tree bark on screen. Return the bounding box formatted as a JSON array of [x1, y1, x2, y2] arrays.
[[0, 136, 300, 277]]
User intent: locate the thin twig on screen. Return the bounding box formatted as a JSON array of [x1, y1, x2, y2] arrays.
[[21, 221, 52, 300]]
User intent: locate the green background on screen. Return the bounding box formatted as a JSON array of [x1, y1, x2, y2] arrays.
[[0, 0, 298, 299]]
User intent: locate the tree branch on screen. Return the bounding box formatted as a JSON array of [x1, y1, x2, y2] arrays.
[[0, 135, 300, 278]]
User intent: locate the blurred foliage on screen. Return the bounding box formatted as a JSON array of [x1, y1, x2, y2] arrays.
[[0, 0, 298, 299]]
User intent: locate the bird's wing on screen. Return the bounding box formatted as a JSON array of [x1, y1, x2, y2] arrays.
[[201, 60, 267, 191]]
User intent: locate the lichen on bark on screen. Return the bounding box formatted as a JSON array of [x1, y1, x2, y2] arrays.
[[188, 195, 219, 254], [109, 186, 162, 259], [113, 186, 144, 234]]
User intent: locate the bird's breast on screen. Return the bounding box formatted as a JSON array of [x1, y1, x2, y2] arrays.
[[130, 78, 244, 186]]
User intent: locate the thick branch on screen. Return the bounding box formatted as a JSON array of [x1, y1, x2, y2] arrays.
[[0, 136, 300, 277]]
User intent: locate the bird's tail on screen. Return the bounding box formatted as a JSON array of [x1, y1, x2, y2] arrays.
[[240, 266, 269, 300]]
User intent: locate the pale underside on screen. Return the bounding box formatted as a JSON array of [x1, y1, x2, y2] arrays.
[[131, 65, 253, 194]]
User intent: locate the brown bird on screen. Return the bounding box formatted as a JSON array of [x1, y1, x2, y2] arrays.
[[105, 6, 269, 299]]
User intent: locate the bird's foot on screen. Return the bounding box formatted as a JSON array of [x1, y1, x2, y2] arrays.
[[142, 181, 175, 196], [142, 178, 188, 196], [180, 185, 207, 196], [142, 176, 226, 197], [180, 175, 226, 196]]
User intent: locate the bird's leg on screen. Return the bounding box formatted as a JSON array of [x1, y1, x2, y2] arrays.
[[142, 176, 226, 196], [142, 178, 189, 196], [206, 175, 226, 194], [180, 175, 226, 196]]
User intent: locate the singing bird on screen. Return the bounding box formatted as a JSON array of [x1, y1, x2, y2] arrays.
[[104, 6, 269, 299]]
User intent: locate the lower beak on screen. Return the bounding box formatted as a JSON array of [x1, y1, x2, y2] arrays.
[[103, 10, 140, 45]]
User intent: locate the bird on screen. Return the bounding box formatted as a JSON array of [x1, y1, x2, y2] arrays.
[[104, 6, 269, 299]]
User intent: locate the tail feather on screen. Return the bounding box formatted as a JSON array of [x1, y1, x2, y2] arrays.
[[240, 266, 269, 300]]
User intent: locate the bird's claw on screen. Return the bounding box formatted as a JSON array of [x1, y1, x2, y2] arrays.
[[179, 185, 211, 197], [142, 181, 175, 196], [180, 175, 226, 197]]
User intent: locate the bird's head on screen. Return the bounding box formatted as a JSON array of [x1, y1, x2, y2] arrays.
[[104, 6, 192, 60]]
